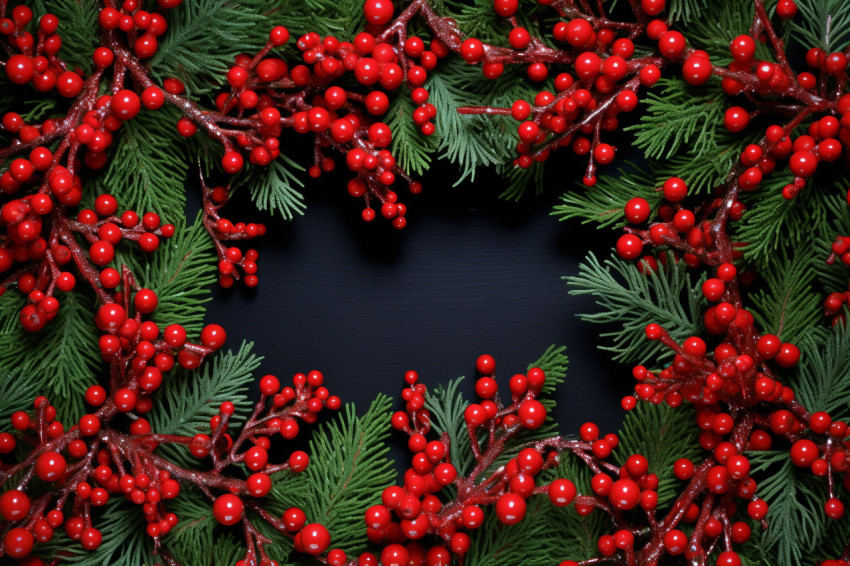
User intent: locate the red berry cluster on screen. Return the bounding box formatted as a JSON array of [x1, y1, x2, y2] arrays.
[[1, 189, 173, 332], [456, 0, 671, 185], [0, 363, 340, 563], [350, 356, 570, 566]]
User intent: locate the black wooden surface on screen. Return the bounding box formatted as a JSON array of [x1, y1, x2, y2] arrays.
[[201, 165, 629, 447]]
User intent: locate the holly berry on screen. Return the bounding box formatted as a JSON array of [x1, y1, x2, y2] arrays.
[[213, 493, 244, 525], [495, 493, 526, 524], [363, 0, 393, 26], [299, 523, 331, 554], [0, 489, 31, 521], [35, 451, 66, 482]]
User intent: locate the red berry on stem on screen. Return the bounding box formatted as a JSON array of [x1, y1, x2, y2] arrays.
[[213, 494, 244, 525]]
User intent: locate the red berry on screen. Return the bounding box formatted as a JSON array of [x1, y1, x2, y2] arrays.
[[4, 527, 34, 558], [300, 523, 331, 554], [608, 478, 640, 510], [790, 439, 819, 467], [363, 0, 393, 26], [475, 354, 495, 374], [35, 451, 66, 482], [724, 106, 750, 132], [517, 399, 546, 429], [213, 493, 244, 525], [6, 55, 34, 84], [495, 493, 526, 524], [0, 489, 31, 521], [616, 234, 643, 260]]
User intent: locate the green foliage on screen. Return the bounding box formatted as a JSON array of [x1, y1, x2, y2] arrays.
[[681, 0, 761, 62], [31, 0, 100, 73], [652, 136, 749, 195], [387, 90, 435, 176], [736, 175, 837, 267], [245, 156, 307, 221], [427, 59, 516, 184], [118, 213, 217, 334], [666, 0, 709, 23], [749, 249, 821, 344], [553, 166, 660, 229], [498, 162, 544, 201], [98, 107, 189, 225], [277, 0, 365, 37], [794, 324, 850, 420], [162, 486, 221, 566], [615, 403, 700, 508], [748, 450, 828, 566], [566, 253, 705, 363], [148, 341, 261, 467], [426, 376, 475, 477], [148, 0, 269, 96], [270, 397, 396, 557], [0, 371, 42, 434], [624, 79, 725, 161], [0, 290, 101, 423], [37, 500, 156, 565], [790, 0, 850, 52]]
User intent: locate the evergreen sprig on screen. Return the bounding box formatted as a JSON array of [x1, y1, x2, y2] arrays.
[[565, 253, 705, 363], [269, 396, 397, 558], [0, 290, 100, 423], [244, 156, 308, 221]]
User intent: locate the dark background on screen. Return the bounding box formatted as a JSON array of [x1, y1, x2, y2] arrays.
[[199, 162, 630, 450]]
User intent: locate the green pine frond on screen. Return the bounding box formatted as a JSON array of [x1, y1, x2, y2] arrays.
[[163, 486, 219, 566], [790, 0, 850, 52], [428, 60, 515, 183], [246, 156, 307, 221], [652, 136, 748, 195], [615, 403, 700, 508], [210, 534, 248, 566], [497, 161, 544, 201], [812, 191, 850, 292], [270, 397, 396, 556], [0, 371, 42, 433], [736, 175, 836, 267], [624, 79, 725, 161], [148, 341, 260, 466], [387, 90, 435, 176], [565, 253, 705, 363], [148, 0, 269, 96], [553, 166, 659, 228], [31, 0, 99, 73], [277, 0, 365, 37], [119, 213, 217, 334], [749, 248, 821, 344], [36, 500, 156, 565], [666, 0, 709, 23], [0, 290, 101, 423], [748, 450, 827, 566], [794, 325, 850, 420], [426, 376, 475, 477], [98, 107, 188, 225], [681, 0, 761, 62], [529, 344, 568, 401]]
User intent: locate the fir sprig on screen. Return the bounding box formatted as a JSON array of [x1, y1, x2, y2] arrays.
[[0, 290, 100, 423], [565, 253, 705, 363]]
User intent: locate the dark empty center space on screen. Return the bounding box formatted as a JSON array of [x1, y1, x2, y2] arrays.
[[202, 168, 628, 437]]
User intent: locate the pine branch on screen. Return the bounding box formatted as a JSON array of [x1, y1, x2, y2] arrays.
[[244, 156, 307, 221], [0, 371, 42, 434], [147, 341, 261, 467], [0, 290, 101, 423], [623, 79, 726, 161], [680, 0, 761, 62], [666, 0, 710, 24], [497, 161, 544, 201], [736, 175, 838, 268], [147, 0, 269, 96], [553, 166, 660, 228], [790, 0, 850, 52], [748, 450, 828, 566], [426, 376, 476, 477], [749, 247, 821, 344], [652, 136, 749, 195], [269, 396, 397, 557], [615, 403, 700, 508], [565, 253, 705, 363], [427, 59, 515, 183], [97, 107, 189, 225], [162, 486, 220, 566], [117, 212, 217, 335], [794, 324, 850, 420], [31, 0, 100, 74], [35, 500, 156, 565], [386, 90, 435, 176]]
